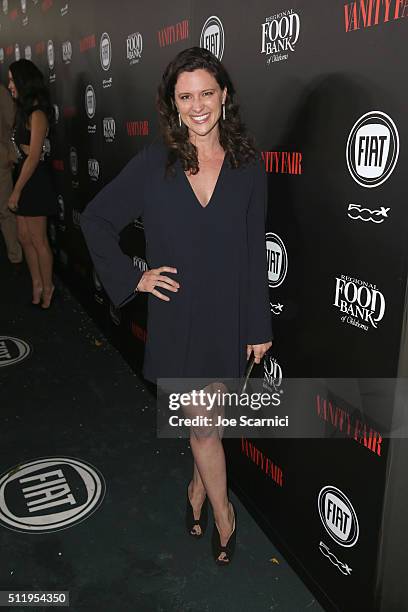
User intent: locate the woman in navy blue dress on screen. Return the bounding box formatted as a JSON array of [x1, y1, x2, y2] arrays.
[[81, 47, 272, 564]]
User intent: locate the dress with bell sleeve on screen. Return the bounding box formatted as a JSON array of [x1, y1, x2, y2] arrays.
[[80, 147, 148, 307]]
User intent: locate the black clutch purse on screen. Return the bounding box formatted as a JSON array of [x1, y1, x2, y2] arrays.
[[238, 353, 256, 395]]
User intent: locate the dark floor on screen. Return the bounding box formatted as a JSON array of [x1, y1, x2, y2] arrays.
[[0, 248, 324, 612]]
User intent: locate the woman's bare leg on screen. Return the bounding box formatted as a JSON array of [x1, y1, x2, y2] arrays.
[[16, 216, 42, 303], [26, 216, 54, 307], [188, 462, 207, 536], [185, 382, 234, 561]]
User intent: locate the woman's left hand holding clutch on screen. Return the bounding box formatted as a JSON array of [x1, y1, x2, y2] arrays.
[[246, 341, 273, 364]]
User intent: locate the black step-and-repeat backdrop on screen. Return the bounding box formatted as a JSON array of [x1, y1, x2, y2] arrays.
[[1, 1, 407, 610]]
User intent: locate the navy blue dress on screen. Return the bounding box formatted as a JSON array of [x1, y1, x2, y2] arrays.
[[80, 142, 272, 386]]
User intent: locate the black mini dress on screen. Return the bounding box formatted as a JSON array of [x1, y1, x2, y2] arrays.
[[12, 106, 56, 217]]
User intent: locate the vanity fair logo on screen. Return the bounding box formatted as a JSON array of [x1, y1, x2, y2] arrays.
[[126, 32, 142, 65], [344, 0, 408, 31], [60, 2, 68, 16], [333, 274, 386, 331], [266, 233, 288, 288], [79, 34, 96, 53], [88, 159, 100, 181], [0, 49, 4, 63], [347, 203, 390, 224], [261, 9, 300, 64], [2, 0, 8, 15], [0, 336, 31, 368], [158, 19, 189, 48], [241, 437, 283, 487], [318, 486, 359, 548], [62, 40, 72, 63], [15, 44, 20, 61], [103, 117, 115, 142], [263, 356, 283, 393], [316, 393, 383, 457], [24, 45, 32, 60], [47, 39, 54, 69], [346, 111, 399, 188], [100, 32, 111, 71], [262, 150, 302, 174], [0, 457, 106, 533], [126, 120, 149, 137], [85, 85, 96, 119], [200, 16, 224, 60]]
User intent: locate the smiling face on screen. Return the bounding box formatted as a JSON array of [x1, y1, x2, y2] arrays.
[[8, 70, 18, 98], [174, 68, 227, 140]]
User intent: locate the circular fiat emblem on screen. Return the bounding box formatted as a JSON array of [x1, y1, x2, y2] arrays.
[[0, 336, 31, 368], [266, 232, 288, 288], [85, 85, 96, 119], [200, 16, 224, 60], [0, 457, 106, 533], [318, 485, 359, 548], [47, 39, 54, 70], [100, 32, 111, 71], [346, 111, 399, 188]]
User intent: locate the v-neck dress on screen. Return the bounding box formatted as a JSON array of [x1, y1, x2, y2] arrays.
[[80, 141, 272, 388]]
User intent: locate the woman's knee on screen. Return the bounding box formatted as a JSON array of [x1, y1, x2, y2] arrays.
[[30, 233, 48, 251], [190, 425, 221, 442], [17, 225, 32, 246]]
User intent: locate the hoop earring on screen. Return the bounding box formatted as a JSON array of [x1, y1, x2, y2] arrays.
[[222, 104, 226, 121], [178, 112, 182, 127]]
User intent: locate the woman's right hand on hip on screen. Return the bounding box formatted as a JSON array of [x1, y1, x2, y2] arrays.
[[136, 266, 179, 301]]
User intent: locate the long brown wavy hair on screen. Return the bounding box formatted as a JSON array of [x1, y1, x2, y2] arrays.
[[157, 46, 257, 176]]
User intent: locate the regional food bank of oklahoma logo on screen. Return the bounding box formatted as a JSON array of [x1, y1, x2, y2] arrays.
[[0, 458, 105, 533], [261, 8, 300, 65], [346, 111, 399, 188], [318, 485, 359, 547]]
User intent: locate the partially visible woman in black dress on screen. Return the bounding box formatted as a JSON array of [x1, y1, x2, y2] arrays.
[[7, 59, 56, 309], [81, 47, 272, 565]]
